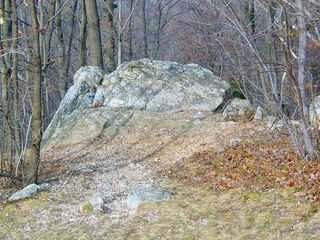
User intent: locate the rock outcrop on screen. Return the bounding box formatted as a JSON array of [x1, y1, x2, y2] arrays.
[[42, 59, 229, 151]]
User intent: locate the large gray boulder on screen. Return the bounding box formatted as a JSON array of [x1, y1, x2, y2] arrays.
[[42, 59, 229, 151]]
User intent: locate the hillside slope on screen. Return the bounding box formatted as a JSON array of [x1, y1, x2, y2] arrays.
[[1, 111, 320, 239]]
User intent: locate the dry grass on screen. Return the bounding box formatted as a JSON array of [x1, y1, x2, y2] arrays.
[[2, 112, 320, 239]]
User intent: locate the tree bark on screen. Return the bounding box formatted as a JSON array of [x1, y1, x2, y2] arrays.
[[55, 0, 67, 97], [26, 0, 42, 185], [128, 0, 134, 61], [0, 0, 13, 175], [85, 0, 104, 68], [142, 0, 148, 58], [12, 0, 21, 159], [64, 0, 78, 76], [117, 0, 122, 66], [296, 0, 318, 160], [79, 0, 87, 67], [105, 0, 115, 72]]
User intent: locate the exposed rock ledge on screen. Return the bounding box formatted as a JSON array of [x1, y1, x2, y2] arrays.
[[42, 59, 229, 151]]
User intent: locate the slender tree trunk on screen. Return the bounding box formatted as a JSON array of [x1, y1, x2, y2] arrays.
[[38, 0, 47, 132], [3, 0, 11, 62], [42, 0, 55, 127], [269, 1, 282, 96], [296, 0, 309, 119], [26, 0, 42, 185], [105, 0, 115, 71], [79, 0, 87, 67], [296, 0, 317, 160], [44, 0, 56, 70], [117, 0, 122, 66], [154, 1, 162, 59], [128, 0, 134, 61], [62, 0, 78, 87], [85, 0, 104, 68], [142, 0, 148, 58], [12, 0, 21, 159], [1, 0, 13, 175], [55, 0, 67, 97], [0, 47, 12, 175]]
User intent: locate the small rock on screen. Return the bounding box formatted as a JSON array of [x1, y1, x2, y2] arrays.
[[230, 138, 241, 147], [254, 106, 266, 120], [103, 195, 115, 204], [89, 195, 104, 212], [223, 98, 252, 118], [38, 183, 51, 192], [127, 185, 172, 209], [267, 116, 286, 130], [294, 192, 306, 198], [101, 205, 111, 213], [8, 184, 40, 202], [193, 111, 206, 121]]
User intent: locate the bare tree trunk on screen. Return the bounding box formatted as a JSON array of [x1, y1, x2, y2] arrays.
[[0, 49, 12, 175], [128, 0, 134, 61], [296, 0, 309, 119], [296, 0, 317, 160], [117, 0, 122, 66], [62, 0, 78, 86], [38, 0, 47, 132], [1, 0, 13, 175], [154, 1, 162, 59], [2, 0, 11, 62], [26, 0, 42, 185], [142, 0, 148, 58], [12, 0, 21, 159], [105, 0, 115, 72], [44, 0, 56, 70], [42, 0, 55, 127], [79, 0, 87, 67], [86, 0, 104, 68], [55, 0, 67, 97]]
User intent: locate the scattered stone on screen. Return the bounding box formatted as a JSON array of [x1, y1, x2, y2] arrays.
[[223, 98, 252, 118], [254, 106, 266, 120], [127, 185, 172, 209], [89, 195, 104, 212], [193, 111, 206, 121], [38, 183, 51, 192], [294, 192, 306, 198], [230, 138, 241, 147], [8, 184, 40, 202]]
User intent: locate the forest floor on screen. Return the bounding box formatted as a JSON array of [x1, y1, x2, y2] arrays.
[[1, 111, 320, 239]]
